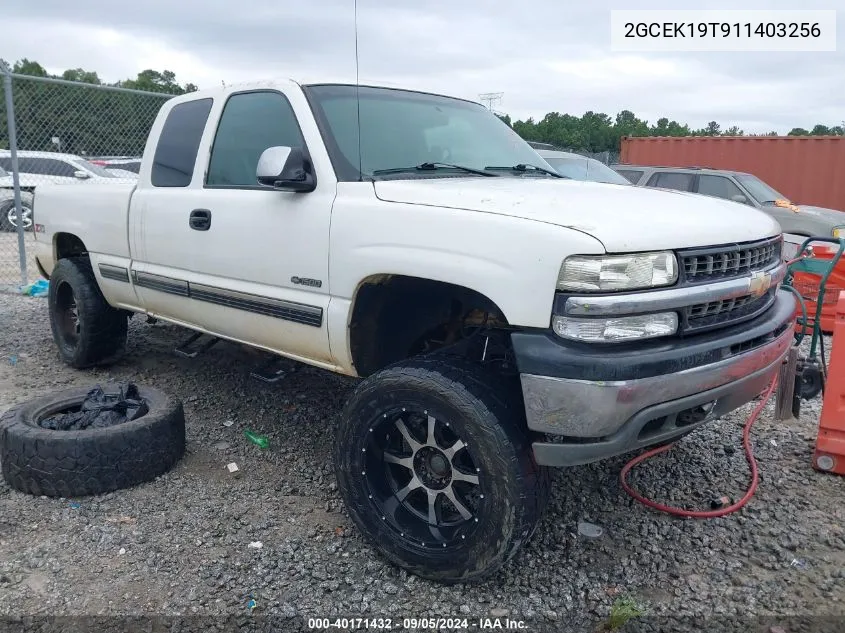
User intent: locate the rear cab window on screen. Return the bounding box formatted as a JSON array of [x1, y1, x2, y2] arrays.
[[151, 98, 214, 187]]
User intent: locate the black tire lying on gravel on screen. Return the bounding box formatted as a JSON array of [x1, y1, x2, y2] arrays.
[[334, 356, 552, 583], [48, 256, 128, 369], [0, 384, 186, 497]]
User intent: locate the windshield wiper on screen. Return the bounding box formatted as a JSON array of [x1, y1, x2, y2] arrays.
[[485, 164, 567, 178], [372, 162, 498, 177]]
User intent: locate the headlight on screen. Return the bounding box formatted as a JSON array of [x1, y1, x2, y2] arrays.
[[553, 312, 678, 343], [833, 227, 845, 239], [557, 252, 678, 292]]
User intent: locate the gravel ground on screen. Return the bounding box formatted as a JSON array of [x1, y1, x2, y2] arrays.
[[1, 292, 844, 633]]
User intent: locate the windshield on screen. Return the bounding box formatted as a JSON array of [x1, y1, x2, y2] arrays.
[[543, 156, 630, 185], [76, 159, 117, 178], [734, 173, 787, 204], [304, 84, 552, 181]]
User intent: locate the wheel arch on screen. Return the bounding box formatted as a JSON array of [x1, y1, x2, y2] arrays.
[[53, 232, 89, 262], [348, 273, 511, 378]]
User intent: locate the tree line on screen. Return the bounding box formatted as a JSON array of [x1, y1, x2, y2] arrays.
[[0, 58, 197, 156], [0, 58, 842, 157], [499, 111, 845, 154]]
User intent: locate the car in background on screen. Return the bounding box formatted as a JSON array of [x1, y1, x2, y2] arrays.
[[526, 141, 559, 151], [610, 164, 845, 240], [100, 168, 139, 180], [0, 150, 119, 187], [537, 149, 630, 185], [88, 157, 142, 174], [0, 167, 34, 232], [0, 150, 119, 232]]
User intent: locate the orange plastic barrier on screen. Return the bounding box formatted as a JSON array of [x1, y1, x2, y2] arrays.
[[813, 291, 845, 476], [791, 245, 845, 335]]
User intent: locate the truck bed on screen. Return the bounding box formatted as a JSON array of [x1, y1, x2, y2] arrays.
[[33, 181, 136, 275]]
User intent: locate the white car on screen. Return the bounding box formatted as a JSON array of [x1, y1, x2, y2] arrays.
[[0, 150, 120, 231], [0, 166, 34, 232], [0, 150, 119, 186], [89, 157, 142, 175], [31, 78, 794, 582]]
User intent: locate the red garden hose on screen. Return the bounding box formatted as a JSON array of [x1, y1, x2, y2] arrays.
[[620, 375, 779, 518]]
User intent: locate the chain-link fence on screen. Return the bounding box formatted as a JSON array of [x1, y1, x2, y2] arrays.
[[0, 65, 172, 289]]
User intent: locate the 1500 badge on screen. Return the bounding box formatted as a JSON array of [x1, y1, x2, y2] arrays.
[[291, 276, 322, 288]]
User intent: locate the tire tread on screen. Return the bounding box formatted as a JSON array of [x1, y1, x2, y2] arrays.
[[0, 385, 186, 497], [334, 355, 552, 582], [48, 256, 128, 368]]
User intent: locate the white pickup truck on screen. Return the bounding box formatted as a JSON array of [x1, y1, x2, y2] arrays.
[[31, 78, 795, 582]]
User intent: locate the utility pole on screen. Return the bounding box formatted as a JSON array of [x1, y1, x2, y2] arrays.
[[478, 92, 503, 111]]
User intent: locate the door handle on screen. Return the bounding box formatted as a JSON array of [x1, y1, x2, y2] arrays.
[[189, 209, 212, 231]]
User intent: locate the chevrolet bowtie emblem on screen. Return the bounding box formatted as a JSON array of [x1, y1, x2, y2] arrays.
[[748, 270, 773, 298]]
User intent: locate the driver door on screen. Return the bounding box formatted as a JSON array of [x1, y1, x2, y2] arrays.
[[179, 89, 336, 363]]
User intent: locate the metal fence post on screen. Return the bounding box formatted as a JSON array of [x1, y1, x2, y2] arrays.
[[1, 61, 27, 286]]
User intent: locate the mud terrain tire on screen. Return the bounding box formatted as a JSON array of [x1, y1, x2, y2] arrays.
[[334, 356, 551, 583], [0, 384, 185, 497]]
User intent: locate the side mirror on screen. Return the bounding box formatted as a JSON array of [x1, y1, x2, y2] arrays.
[[256, 146, 316, 193], [731, 194, 748, 204], [73, 170, 91, 180]]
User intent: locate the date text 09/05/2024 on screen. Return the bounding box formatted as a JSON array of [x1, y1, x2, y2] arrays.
[[306, 617, 529, 630]]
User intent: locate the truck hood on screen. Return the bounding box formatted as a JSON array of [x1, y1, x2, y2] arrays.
[[373, 177, 781, 252]]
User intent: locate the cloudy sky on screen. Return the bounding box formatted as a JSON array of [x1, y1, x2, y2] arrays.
[[3, 0, 842, 133]]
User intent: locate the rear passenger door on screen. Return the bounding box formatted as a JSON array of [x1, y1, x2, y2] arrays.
[[644, 171, 695, 192], [128, 97, 216, 325]]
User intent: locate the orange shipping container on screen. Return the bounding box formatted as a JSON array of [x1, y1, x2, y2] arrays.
[[619, 136, 845, 212]]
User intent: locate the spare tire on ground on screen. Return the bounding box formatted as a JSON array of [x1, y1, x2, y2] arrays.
[[0, 383, 185, 497]]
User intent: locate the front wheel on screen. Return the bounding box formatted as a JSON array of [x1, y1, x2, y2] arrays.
[[334, 357, 551, 583]]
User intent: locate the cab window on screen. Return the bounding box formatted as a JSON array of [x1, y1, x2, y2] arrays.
[[206, 91, 307, 188]]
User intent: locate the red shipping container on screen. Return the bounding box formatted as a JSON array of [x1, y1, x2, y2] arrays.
[[619, 136, 845, 212]]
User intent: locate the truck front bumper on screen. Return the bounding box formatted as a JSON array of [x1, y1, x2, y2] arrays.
[[512, 289, 796, 467]]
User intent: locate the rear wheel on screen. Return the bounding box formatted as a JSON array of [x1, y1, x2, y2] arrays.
[[48, 257, 128, 368], [334, 356, 551, 583]]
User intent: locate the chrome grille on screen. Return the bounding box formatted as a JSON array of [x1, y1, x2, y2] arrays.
[[681, 237, 781, 282], [687, 295, 756, 319], [683, 289, 776, 332]]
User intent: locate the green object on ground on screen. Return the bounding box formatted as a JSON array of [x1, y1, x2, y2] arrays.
[[244, 429, 269, 449]]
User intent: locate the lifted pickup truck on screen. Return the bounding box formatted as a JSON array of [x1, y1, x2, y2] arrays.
[[31, 79, 795, 582]]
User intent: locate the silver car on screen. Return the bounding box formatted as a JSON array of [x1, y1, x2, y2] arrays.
[[611, 164, 845, 240]]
